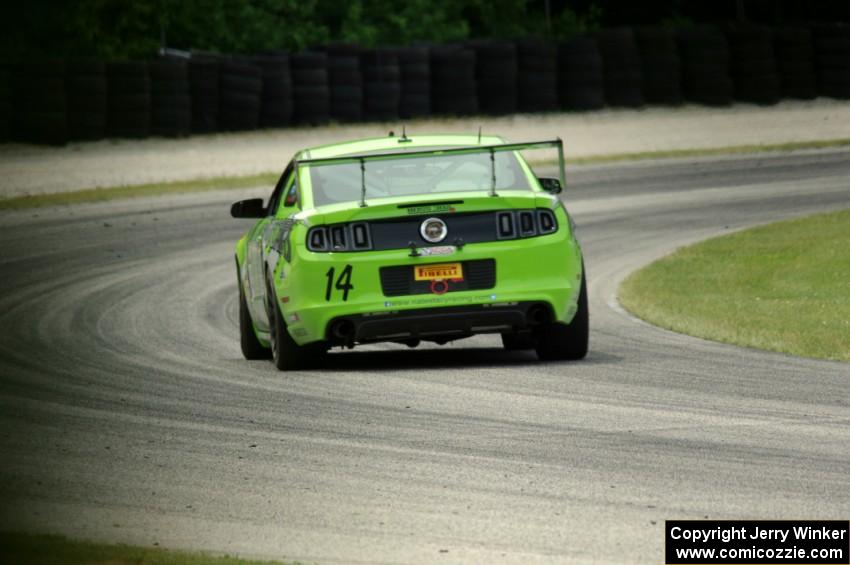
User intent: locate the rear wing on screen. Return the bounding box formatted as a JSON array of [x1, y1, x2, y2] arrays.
[[295, 139, 565, 207]]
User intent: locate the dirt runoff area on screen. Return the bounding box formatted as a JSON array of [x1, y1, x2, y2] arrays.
[[1, 99, 849, 199]]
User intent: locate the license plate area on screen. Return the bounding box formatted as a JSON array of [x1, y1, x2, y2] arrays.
[[414, 262, 463, 282], [380, 259, 496, 297]]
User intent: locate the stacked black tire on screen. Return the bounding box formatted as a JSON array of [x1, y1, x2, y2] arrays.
[[596, 28, 644, 107], [362, 49, 401, 121], [635, 27, 682, 105], [813, 24, 850, 99], [677, 26, 734, 106], [397, 47, 431, 118], [108, 61, 150, 138], [13, 61, 68, 144], [516, 39, 559, 112], [291, 52, 330, 124], [66, 59, 108, 140], [150, 58, 192, 136], [0, 66, 10, 141], [469, 40, 517, 115], [218, 58, 262, 131], [725, 25, 780, 105], [326, 45, 363, 122], [253, 54, 292, 128], [430, 45, 477, 116], [558, 37, 605, 110], [188, 57, 219, 133], [772, 27, 817, 100]]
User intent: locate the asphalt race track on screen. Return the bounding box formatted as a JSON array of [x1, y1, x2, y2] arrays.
[[1, 150, 849, 564]]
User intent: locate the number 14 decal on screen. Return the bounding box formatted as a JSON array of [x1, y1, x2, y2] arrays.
[[325, 264, 353, 301]]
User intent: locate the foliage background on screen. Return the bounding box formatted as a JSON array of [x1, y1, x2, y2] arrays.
[[1, 0, 849, 61]]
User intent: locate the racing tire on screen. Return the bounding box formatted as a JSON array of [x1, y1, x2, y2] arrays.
[[501, 332, 536, 351], [265, 276, 323, 370], [535, 270, 589, 361], [239, 280, 270, 360]]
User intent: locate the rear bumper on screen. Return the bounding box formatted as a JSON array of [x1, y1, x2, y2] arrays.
[[327, 301, 552, 345]]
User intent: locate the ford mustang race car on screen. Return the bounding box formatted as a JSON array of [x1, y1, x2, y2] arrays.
[[231, 132, 587, 369]]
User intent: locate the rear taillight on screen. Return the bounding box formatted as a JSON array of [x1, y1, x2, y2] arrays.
[[495, 208, 558, 239], [308, 223, 373, 252]]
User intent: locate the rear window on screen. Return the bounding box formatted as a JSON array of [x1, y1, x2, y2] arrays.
[[308, 151, 532, 207]]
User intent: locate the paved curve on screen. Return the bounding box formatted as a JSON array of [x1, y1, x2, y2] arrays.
[[1, 150, 849, 564]]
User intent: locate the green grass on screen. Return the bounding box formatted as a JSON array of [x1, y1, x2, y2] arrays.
[[561, 137, 850, 165], [0, 532, 297, 565], [0, 173, 279, 211], [3, 138, 849, 211], [619, 208, 850, 363]]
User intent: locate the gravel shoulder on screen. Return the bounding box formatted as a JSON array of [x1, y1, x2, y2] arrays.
[[1, 99, 849, 198]]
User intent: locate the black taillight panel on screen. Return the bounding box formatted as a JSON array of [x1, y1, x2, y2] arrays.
[[537, 209, 557, 233], [496, 211, 516, 239], [351, 222, 371, 249], [518, 211, 536, 237], [307, 208, 557, 252], [308, 227, 328, 251], [308, 223, 373, 252]]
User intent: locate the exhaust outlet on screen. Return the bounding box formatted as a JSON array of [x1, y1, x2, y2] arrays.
[[527, 305, 549, 326], [330, 319, 355, 340]]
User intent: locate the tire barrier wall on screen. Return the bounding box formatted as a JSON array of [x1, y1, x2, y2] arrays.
[[5, 23, 849, 144], [150, 58, 192, 137], [814, 24, 850, 99], [431, 45, 478, 116], [558, 37, 605, 110], [0, 66, 10, 141], [67, 59, 107, 140], [725, 25, 781, 105], [14, 60, 68, 144], [107, 61, 150, 139], [517, 39, 559, 112], [597, 28, 644, 107], [362, 48, 401, 121], [635, 27, 682, 105], [254, 53, 293, 128], [678, 26, 734, 106], [398, 47, 431, 119], [290, 51, 330, 125], [469, 40, 517, 115], [325, 44, 363, 123], [773, 27, 817, 100], [219, 58, 262, 131], [188, 57, 219, 133]]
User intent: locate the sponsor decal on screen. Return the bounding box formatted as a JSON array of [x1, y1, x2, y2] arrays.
[[419, 245, 456, 257], [414, 263, 463, 282], [406, 204, 456, 216]]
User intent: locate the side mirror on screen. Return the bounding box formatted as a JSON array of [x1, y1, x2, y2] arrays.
[[230, 198, 266, 218], [538, 177, 562, 195]]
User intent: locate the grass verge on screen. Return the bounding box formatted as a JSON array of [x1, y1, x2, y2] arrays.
[[0, 531, 295, 565], [619, 208, 850, 363], [561, 137, 850, 165], [2, 137, 849, 211], [0, 173, 279, 211]]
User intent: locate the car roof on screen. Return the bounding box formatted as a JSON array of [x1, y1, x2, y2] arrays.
[[298, 133, 508, 160]]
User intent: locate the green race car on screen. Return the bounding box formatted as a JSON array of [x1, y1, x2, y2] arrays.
[[231, 132, 587, 369]]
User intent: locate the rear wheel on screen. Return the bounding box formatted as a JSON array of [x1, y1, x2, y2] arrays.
[[501, 332, 536, 350], [266, 276, 324, 370], [535, 270, 589, 361]]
